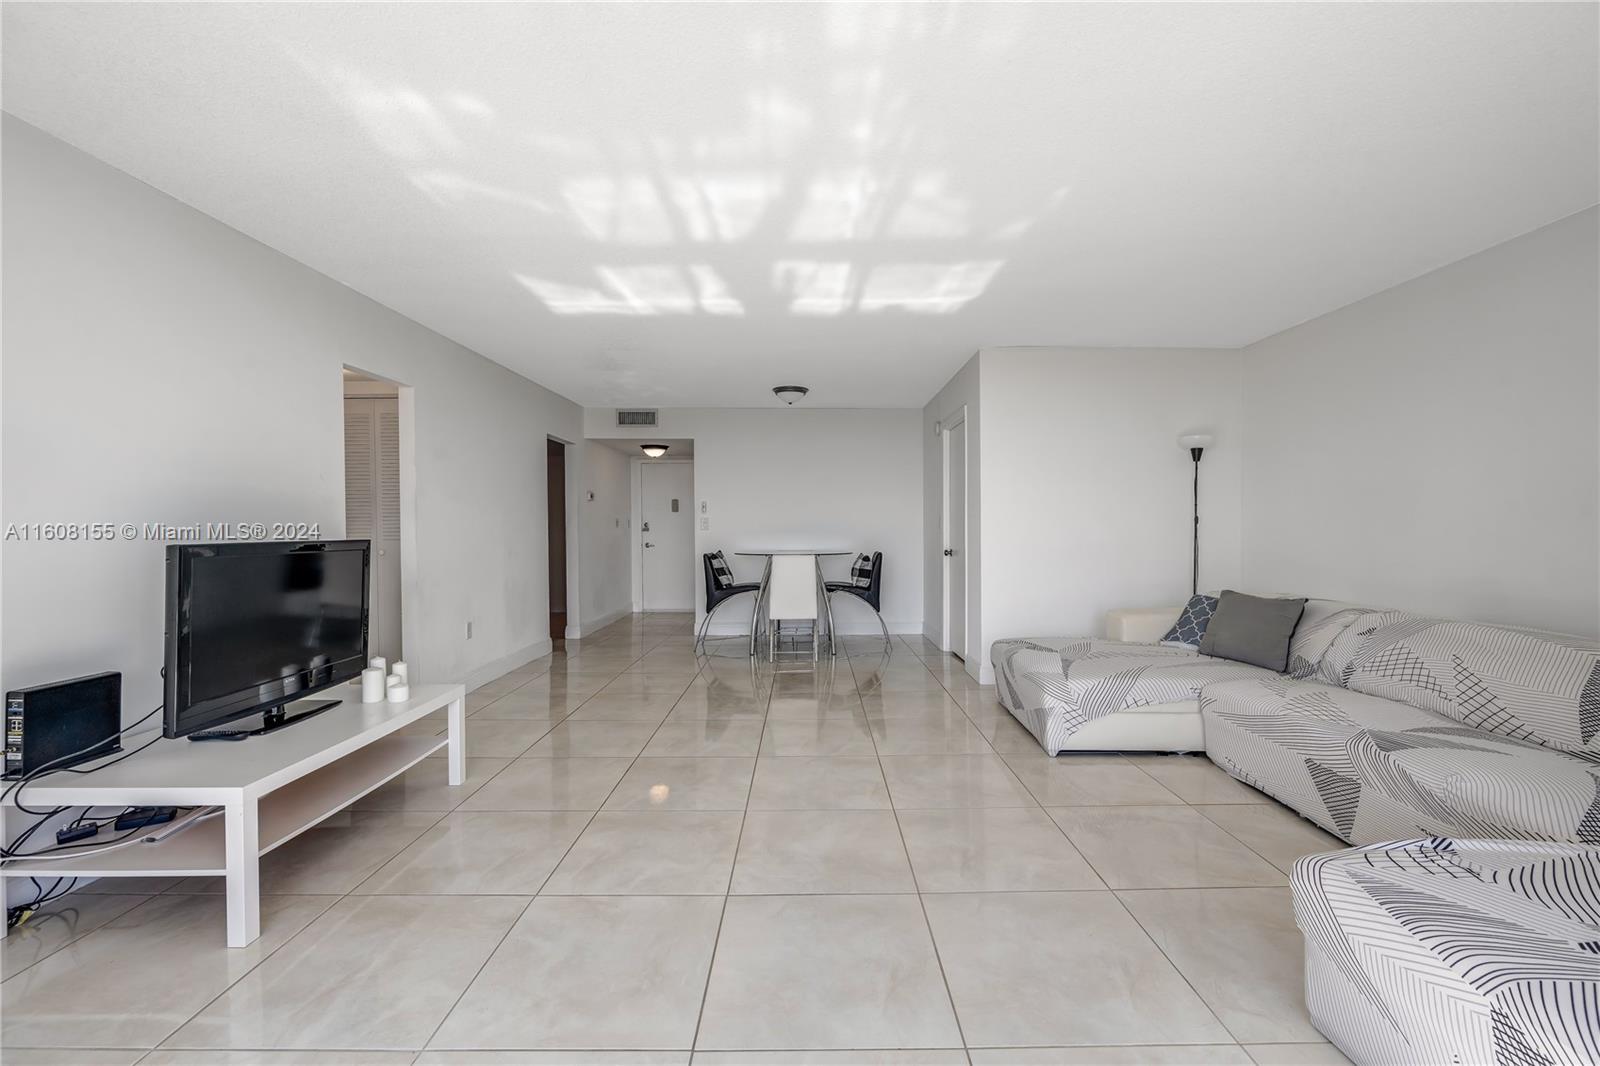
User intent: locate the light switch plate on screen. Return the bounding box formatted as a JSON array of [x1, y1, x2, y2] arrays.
[[699, 517, 710, 531]]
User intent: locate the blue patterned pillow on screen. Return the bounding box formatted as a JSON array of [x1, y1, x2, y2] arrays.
[[1162, 594, 1218, 646]]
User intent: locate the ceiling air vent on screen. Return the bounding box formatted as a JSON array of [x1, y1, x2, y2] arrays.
[[617, 409, 658, 427]]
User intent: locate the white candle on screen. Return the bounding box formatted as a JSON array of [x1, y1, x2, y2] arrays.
[[391, 660, 408, 683], [385, 677, 410, 703], [369, 656, 387, 675], [360, 667, 386, 703]]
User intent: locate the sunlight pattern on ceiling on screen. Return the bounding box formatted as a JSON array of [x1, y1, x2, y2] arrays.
[[774, 260, 855, 316], [287, 10, 1061, 324], [859, 261, 1003, 313], [669, 174, 779, 243], [12, 1, 1591, 405], [518, 264, 747, 317]]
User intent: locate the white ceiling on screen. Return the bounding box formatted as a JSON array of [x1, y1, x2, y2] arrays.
[[4, 3, 1595, 408]]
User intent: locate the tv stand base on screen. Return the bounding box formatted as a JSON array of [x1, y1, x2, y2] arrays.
[[187, 698, 342, 741]]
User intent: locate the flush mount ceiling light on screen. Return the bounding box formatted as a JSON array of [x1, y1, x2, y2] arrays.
[[640, 444, 669, 458], [772, 384, 810, 405]]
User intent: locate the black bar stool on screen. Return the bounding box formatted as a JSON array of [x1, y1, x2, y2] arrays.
[[695, 551, 761, 653], [825, 551, 889, 645]]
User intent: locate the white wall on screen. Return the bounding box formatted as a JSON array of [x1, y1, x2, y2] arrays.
[[1242, 208, 1600, 637], [973, 347, 1245, 682], [1, 115, 586, 723], [575, 441, 634, 634], [923, 354, 981, 670], [584, 407, 924, 633]]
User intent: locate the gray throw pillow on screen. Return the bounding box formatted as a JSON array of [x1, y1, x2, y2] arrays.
[[1199, 590, 1307, 672]]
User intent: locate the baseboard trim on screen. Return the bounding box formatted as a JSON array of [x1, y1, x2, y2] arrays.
[[568, 604, 633, 639], [466, 639, 553, 692]]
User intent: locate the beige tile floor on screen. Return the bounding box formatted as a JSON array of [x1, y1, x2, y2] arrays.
[[1, 613, 1353, 1065]]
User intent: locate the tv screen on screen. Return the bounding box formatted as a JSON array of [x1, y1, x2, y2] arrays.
[[164, 541, 370, 737]]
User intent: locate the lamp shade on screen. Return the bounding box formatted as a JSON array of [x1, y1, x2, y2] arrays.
[[1177, 433, 1214, 451], [640, 444, 669, 458]]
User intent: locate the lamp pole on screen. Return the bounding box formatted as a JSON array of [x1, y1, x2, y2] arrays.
[[1178, 433, 1213, 598], [1189, 446, 1202, 597]]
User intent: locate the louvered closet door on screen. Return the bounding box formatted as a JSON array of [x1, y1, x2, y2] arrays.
[[344, 397, 403, 663]]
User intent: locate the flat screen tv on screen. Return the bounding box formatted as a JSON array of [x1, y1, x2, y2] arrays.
[[163, 540, 370, 738]]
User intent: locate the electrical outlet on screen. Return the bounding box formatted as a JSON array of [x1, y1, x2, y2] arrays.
[[465, 620, 473, 640], [699, 500, 708, 515], [700, 517, 710, 531]]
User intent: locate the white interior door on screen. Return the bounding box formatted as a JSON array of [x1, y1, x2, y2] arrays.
[[641, 462, 695, 611], [945, 417, 967, 659], [345, 396, 402, 662]]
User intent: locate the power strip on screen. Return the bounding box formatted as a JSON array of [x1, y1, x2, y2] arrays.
[[114, 807, 177, 832]]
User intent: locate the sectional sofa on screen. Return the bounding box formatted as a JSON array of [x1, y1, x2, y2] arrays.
[[992, 599, 1600, 847], [992, 600, 1600, 1063]]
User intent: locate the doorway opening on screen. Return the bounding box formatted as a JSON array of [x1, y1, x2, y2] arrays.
[[548, 438, 568, 643], [942, 409, 968, 660], [342, 368, 407, 664]]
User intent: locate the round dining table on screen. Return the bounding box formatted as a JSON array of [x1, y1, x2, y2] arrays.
[[734, 551, 852, 659]]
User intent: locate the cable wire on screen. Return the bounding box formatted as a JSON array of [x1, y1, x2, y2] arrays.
[[1, 806, 219, 864], [2, 704, 162, 819]]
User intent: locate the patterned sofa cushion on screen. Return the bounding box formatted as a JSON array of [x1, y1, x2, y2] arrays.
[[1337, 612, 1600, 756], [1285, 599, 1371, 684], [1203, 676, 1600, 845], [1293, 838, 1600, 1066], [992, 638, 1276, 755]]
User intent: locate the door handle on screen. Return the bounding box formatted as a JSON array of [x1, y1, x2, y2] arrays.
[[645, 542, 656, 548], [943, 548, 954, 557]]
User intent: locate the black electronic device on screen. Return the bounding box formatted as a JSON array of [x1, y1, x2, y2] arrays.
[[114, 806, 178, 831], [4, 671, 122, 779], [55, 824, 99, 845], [163, 540, 369, 739]]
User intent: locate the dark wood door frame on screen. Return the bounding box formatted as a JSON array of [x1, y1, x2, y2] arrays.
[[547, 439, 567, 642]]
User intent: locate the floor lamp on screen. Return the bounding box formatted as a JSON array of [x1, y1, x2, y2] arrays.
[[1178, 433, 1214, 597]]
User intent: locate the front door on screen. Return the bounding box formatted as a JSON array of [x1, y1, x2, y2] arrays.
[[641, 462, 695, 610]]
